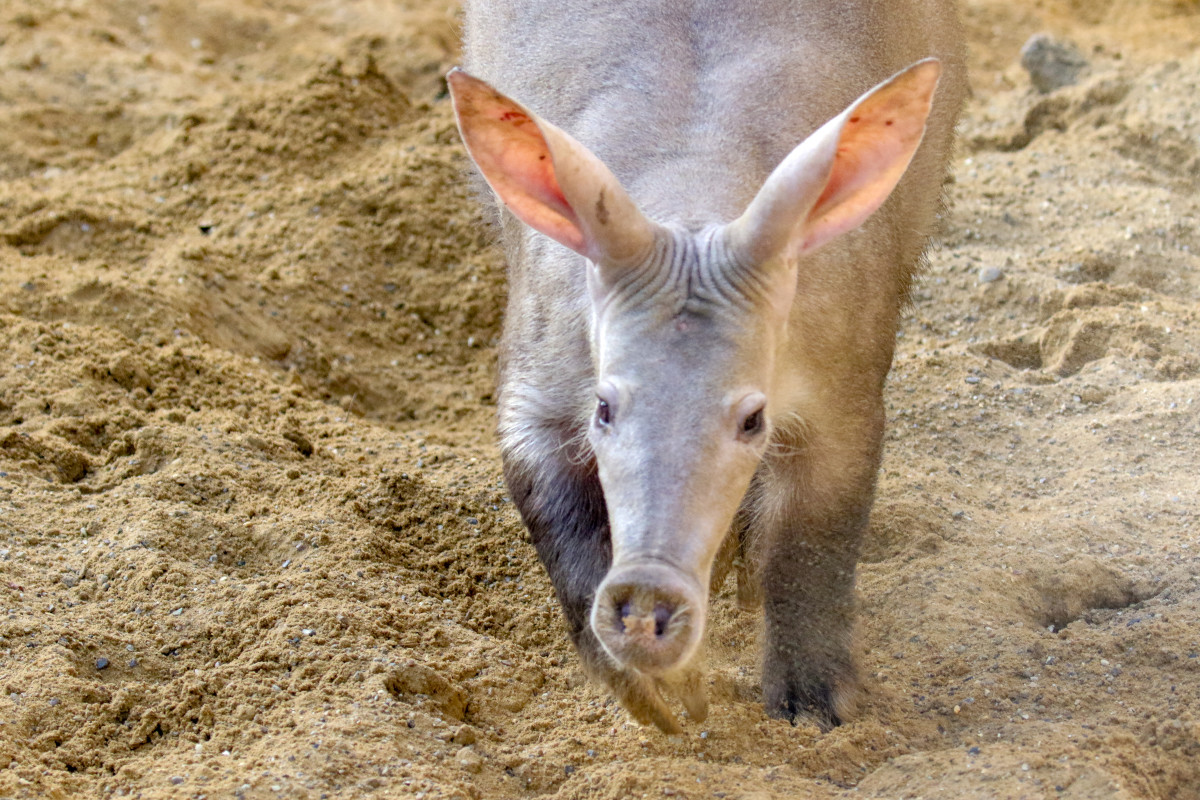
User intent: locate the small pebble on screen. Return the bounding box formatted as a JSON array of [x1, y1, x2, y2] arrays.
[[96, 658, 110, 670], [979, 266, 1003, 284], [170, 775, 185, 785], [1020, 33, 1088, 93]]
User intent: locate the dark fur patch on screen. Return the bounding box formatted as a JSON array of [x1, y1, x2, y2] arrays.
[[503, 451, 610, 638]]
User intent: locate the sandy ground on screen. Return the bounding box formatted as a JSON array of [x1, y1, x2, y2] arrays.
[[0, 1, 1198, 798]]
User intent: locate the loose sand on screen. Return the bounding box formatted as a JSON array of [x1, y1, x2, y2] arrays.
[[0, 1, 1197, 798]]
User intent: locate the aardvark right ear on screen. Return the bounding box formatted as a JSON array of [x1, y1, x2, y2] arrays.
[[447, 68, 661, 270], [726, 58, 942, 265]]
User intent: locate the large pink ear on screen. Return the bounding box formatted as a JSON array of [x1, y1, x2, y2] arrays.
[[447, 69, 659, 268], [726, 59, 942, 264]]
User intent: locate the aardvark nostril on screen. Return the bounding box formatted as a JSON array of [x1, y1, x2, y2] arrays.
[[653, 603, 672, 637]]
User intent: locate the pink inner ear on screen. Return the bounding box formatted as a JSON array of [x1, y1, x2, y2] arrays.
[[801, 61, 940, 251], [449, 71, 586, 254]]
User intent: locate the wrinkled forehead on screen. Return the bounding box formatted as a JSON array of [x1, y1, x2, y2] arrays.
[[593, 224, 777, 316], [596, 257, 774, 363], [588, 223, 785, 387]]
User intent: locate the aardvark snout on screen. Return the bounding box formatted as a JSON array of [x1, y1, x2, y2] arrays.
[[591, 561, 705, 674]]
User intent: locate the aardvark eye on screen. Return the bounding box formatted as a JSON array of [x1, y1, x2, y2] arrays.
[[596, 398, 612, 426], [740, 407, 764, 436]]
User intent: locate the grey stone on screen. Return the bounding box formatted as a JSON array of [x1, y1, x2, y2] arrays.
[[1021, 34, 1088, 94], [979, 265, 1004, 284]]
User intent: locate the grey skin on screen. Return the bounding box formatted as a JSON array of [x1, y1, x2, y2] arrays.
[[450, 0, 966, 732]]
